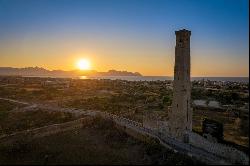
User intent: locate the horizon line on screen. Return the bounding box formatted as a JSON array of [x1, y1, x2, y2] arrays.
[[0, 66, 248, 78]]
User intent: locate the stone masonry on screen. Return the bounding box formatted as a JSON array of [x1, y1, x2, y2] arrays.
[[169, 29, 192, 141]]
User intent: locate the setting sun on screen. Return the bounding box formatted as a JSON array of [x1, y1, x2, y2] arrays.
[[77, 59, 91, 70]]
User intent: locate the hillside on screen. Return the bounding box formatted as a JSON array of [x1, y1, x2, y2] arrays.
[[0, 67, 142, 77], [0, 117, 202, 165]]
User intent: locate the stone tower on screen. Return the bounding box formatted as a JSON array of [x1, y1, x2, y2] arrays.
[[169, 29, 192, 141]]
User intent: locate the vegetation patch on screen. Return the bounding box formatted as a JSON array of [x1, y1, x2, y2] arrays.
[[0, 116, 203, 165], [0, 109, 77, 135]]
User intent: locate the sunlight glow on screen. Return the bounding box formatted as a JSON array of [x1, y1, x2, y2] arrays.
[[77, 59, 91, 70]]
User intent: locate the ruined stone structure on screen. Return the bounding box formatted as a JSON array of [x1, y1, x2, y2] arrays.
[[169, 29, 192, 140], [1, 99, 248, 164]]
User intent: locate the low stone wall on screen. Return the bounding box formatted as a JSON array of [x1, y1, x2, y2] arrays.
[[0, 107, 248, 165], [96, 112, 218, 163], [0, 117, 94, 146], [96, 111, 248, 165], [188, 131, 249, 165]]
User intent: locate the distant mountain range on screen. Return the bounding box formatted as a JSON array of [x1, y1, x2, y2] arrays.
[[0, 67, 142, 77]]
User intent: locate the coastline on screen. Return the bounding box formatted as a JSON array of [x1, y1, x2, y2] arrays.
[[1, 75, 248, 83]]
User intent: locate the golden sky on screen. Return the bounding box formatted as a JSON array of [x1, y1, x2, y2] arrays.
[[0, 0, 248, 77], [0, 35, 248, 77]]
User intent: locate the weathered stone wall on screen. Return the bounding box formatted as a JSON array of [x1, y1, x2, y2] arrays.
[[97, 111, 248, 165], [96, 111, 223, 164], [188, 131, 249, 165], [0, 109, 248, 165]]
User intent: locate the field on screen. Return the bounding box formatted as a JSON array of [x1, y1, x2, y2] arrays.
[[0, 117, 202, 165], [0, 100, 78, 135], [0, 77, 248, 163]]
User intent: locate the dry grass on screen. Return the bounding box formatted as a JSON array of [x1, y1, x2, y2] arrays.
[[0, 117, 202, 165], [193, 108, 249, 148], [0, 109, 77, 135]]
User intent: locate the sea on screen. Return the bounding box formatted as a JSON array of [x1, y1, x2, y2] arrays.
[[76, 76, 249, 83], [22, 75, 249, 82]]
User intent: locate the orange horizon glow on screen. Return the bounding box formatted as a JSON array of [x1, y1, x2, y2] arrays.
[[0, 37, 248, 77], [0, 64, 248, 77], [0, 0, 248, 78]]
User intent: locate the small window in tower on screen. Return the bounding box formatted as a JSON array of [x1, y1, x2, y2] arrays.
[[177, 104, 178, 108], [187, 100, 189, 122]]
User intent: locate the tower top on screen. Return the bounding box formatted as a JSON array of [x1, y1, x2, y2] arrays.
[[175, 29, 191, 36]]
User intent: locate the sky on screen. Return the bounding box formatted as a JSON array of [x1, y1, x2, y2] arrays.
[[0, 0, 249, 76]]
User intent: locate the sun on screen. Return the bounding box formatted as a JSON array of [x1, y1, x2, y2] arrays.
[[77, 59, 91, 70]]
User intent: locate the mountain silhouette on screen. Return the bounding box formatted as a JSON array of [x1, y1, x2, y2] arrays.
[[0, 67, 142, 77]]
